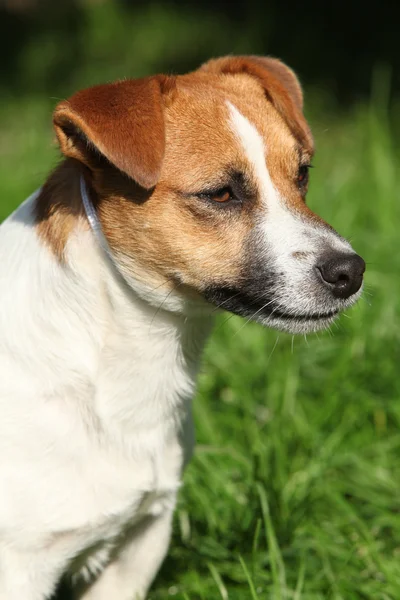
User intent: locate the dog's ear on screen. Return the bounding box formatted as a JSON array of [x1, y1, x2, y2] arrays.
[[53, 77, 168, 189], [199, 56, 310, 146]]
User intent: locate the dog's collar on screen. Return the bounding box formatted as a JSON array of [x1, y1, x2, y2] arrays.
[[80, 174, 111, 259], [80, 174, 131, 290]]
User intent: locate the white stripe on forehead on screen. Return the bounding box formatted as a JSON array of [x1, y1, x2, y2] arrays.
[[227, 100, 352, 255], [227, 101, 281, 212]]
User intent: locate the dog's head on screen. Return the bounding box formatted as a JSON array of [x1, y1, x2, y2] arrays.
[[52, 56, 365, 333]]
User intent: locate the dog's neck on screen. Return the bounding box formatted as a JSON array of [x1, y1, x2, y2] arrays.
[[32, 162, 213, 445], [80, 228, 212, 446]]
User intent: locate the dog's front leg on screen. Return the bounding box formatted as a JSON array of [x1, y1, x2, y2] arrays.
[[75, 508, 174, 600], [0, 545, 65, 600]]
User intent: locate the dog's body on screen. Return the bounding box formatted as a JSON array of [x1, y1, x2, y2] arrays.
[[0, 190, 205, 599], [0, 56, 364, 599]]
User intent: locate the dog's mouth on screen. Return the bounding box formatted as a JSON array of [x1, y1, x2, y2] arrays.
[[263, 307, 339, 322], [202, 284, 341, 332]]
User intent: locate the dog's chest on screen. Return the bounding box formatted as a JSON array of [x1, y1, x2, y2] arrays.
[[61, 316, 199, 571], [68, 349, 195, 531], [67, 445, 180, 584]]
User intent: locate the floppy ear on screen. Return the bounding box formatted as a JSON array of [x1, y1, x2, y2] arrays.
[[199, 56, 310, 146], [53, 77, 166, 189]]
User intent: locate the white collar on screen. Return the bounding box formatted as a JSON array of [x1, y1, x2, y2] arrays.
[[80, 174, 131, 290], [80, 174, 111, 259]]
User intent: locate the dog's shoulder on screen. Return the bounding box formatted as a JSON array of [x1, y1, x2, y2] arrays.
[[0, 192, 194, 544]]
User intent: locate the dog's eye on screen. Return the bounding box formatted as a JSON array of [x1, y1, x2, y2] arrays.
[[298, 165, 311, 188], [196, 186, 237, 205], [208, 187, 234, 203]]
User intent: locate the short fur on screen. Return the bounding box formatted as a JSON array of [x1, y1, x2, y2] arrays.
[[0, 56, 364, 599]]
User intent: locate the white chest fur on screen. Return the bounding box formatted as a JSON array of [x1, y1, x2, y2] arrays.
[[0, 196, 212, 581]]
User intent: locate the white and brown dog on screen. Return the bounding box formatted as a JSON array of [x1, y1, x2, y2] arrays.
[[0, 56, 364, 599]]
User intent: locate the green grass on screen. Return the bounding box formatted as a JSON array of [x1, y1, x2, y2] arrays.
[[1, 88, 400, 599]]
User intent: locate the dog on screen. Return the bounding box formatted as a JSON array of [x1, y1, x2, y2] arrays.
[[0, 55, 365, 599]]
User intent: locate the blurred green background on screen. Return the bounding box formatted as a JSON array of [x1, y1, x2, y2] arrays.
[[1, 1, 400, 599]]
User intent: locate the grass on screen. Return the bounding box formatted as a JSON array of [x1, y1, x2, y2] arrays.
[[1, 85, 400, 599]]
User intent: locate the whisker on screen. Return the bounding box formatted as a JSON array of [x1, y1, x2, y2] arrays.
[[210, 290, 244, 314], [215, 312, 235, 332], [360, 295, 372, 307], [149, 282, 182, 330], [149, 278, 175, 294], [326, 324, 334, 338], [266, 335, 280, 366], [231, 296, 278, 338]]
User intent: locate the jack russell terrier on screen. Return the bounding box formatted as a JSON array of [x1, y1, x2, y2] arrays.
[[0, 56, 365, 599]]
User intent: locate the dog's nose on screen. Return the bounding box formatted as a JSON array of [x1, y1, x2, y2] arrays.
[[316, 252, 365, 299]]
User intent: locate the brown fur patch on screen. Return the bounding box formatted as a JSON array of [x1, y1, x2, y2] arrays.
[[35, 55, 322, 289], [35, 159, 87, 261]]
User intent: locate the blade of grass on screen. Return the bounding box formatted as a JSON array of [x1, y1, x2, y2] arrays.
[[238, 555, 260, 600]]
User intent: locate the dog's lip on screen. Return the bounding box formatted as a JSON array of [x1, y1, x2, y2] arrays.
[[203, 285, 341, 322], [267, 307, 339, 322]]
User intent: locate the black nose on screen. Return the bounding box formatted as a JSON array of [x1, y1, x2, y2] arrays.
[[316, 252, 365, 299]]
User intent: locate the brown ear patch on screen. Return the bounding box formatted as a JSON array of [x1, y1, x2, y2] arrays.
[[36, 76, 170, 260], [199, 55, 312, 152], [53, 76, 167, 189]]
